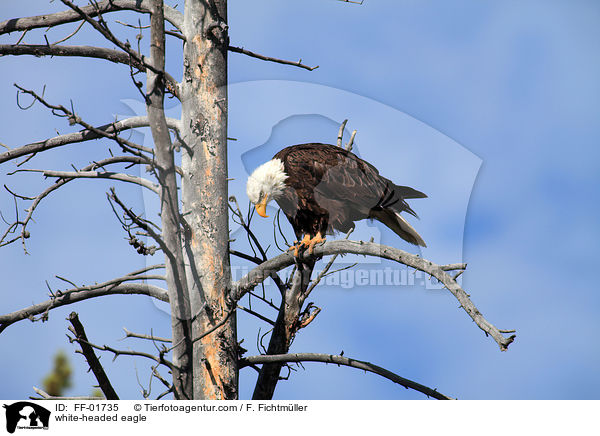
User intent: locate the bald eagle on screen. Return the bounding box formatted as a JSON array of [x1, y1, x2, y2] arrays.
[[246, 143, 426, 255]]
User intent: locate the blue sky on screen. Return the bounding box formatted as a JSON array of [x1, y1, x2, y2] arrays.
[[1, 0, 599, 399]]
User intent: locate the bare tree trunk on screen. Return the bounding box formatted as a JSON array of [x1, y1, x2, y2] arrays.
[[252, 260, 315, 399], [147, 0, 193, 399], [180, 0, 238, 399]]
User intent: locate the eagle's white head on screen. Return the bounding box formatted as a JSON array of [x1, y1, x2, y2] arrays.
[[246, 158, 288, 217]]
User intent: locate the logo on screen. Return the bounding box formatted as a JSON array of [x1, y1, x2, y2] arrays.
[[3, 402, 50, 433]]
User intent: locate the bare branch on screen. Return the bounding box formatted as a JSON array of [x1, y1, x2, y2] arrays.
[[1, 156, 151, 249], [229, 196, 287, 295], [51, 20, 85, 45], [115, 20, 150, 30], [67, 312, 119, 400], [337, 119, 348, 148], [155, 387, 173, 400], [192, 306, 236, 344], [123, 263, 166, 277], [12, 84, 152, 157], [15, 29, 28, 45], [115, 18, 184, 41], [248, 290, 279, 311], [19, 169, 160, 194], [442, 263, 468, 271], [123, 328, 171, 343], [0, 0, 183, 35], [228, 45, 319, 71], [231, 239, 516, 351], [241, 353, 452, 400], [0, 234, 22, 249], [58, 0, 162, 75], [0, 116, 181, 165], [0, 43, 140, 64], [345, 129, 357, 152], [108, 188, 167, 253], [31, 386, 104, 400], [230, 249, 262, 264], [229, 196, 269, 260], [67, 334, 174, 372], [237, 305, 275, 326], [151, 366, 172, 390], [0, 44, 180, 95], [0, 282, 168, 334]]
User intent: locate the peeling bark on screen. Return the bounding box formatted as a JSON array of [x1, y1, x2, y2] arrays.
[[180, 0, 238, 400]]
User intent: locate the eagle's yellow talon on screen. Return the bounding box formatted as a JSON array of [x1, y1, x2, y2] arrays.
[[288, 236, 309, 257], [307, 232, 326, 255], [288, 234, 324, 257]]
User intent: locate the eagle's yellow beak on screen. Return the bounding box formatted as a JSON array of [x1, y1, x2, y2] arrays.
[[255, 195, 269, 218]]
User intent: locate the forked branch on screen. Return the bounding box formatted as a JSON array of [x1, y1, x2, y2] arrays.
[[1, 156, 153, 251], [0, 116, 181, 165], [0, 280, 167, 334], [13, 84, 152, 157], [67, 332, 174, 372], [58, 0, 162, 76], [232, 239, 515, 351], [241, 353, 452, 400], [0, 45, 180, 97]]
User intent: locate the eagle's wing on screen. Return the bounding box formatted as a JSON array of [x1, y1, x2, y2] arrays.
[[312, 151, 386, 214], [310, 145, 425, 215], [275, 144, 426, 245], [275, 144, 380, 210]]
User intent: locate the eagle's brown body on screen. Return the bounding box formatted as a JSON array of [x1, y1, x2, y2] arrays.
[[272, 143, 427, 247]]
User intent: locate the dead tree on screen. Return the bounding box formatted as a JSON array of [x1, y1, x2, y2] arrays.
[[0, 1, 515, 400]]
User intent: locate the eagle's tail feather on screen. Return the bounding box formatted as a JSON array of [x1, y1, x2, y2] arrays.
[[370, 209, 427, 247], [393, 183, 427, 199]]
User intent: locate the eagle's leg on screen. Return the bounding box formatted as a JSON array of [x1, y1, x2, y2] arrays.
[[307, 232, 326, 255], [289, 234, 311, 257]]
